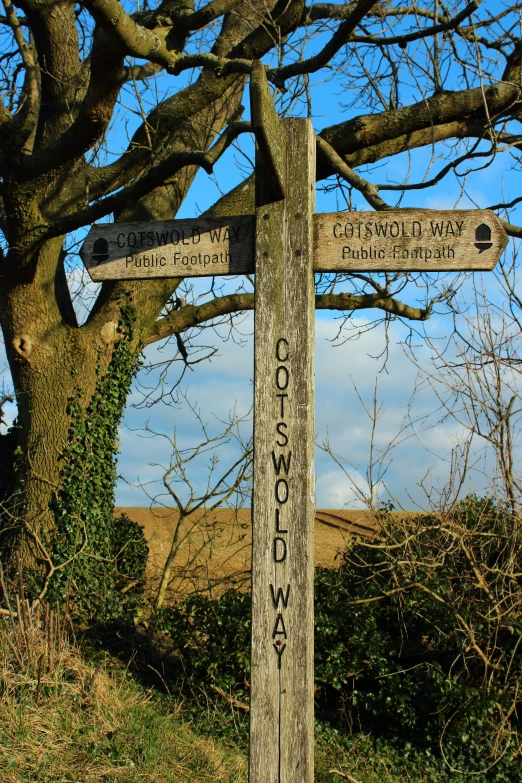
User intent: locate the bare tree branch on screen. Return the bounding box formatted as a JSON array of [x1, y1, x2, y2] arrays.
[[83, 0, 181, 70], [501, 220, 522, 239], [316, 135, 390, 209], [180, 0, 245, 32], [145, 287, 433, 348], [269, 0, 381, 86], [350, 1, 482, 48], [45, 119, 252, 237]]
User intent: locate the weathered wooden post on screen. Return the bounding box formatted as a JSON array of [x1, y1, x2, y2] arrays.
[[249, 62, 315, 783]]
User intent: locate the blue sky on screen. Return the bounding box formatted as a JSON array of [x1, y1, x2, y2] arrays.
[[101, 68, 521, 512], [1, 3, 521, 511]]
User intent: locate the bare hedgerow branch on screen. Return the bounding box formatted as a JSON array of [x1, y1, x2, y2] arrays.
[[316, 136, 390, 210], [320, 380, 522, 727], [0, 518, 88, 617], [127, 395, 252, 608]]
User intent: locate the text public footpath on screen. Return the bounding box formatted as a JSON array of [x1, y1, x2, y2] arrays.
[[332, 217, 464, 262], [116, 224, 242, 270]]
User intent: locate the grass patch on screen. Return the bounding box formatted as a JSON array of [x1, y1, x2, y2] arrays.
[[0, 606, 247, 783]]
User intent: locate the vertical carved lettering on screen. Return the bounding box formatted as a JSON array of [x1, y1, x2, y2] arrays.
[[275, 478, 289, 504], [275, 338, 289, 362], [270, 584, 291, 609], [272, 613, 288, 639], [276, 365, 289, 390], [275, 508, 288, 534], [276, 393, 288, 417], [273, 537, 287, 562], [276, 422, 289, 446], [272, 335, 291, 667], [272, 613, 288, 667], [273, 642, 286, 668], [272, 451, 292, 474]]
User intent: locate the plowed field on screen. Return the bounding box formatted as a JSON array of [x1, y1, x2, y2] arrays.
[[115, 507, 380, 600]]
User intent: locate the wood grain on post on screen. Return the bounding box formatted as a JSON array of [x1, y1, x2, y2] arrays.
[[313, 209, 508, 272], [250, 118, 315, 783], [250, 61, 286, 204]]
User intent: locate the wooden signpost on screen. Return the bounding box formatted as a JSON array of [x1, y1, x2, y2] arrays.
[[82, 209, 506, 279], [249, 64, 315, 783], [80, 214, 255, 280], [80, 62, 508, 783]]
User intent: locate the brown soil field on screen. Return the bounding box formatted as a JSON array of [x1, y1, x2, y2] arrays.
[[116, 507, 380, 600]]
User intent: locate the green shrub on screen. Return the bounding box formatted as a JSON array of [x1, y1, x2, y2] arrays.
[[156, 496, 522, 778], [155, 588, 251, 698], [47, 511, 149, 626]]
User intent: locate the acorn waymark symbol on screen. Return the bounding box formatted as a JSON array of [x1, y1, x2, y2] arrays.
[[475, 223, 492, 253], [92, 237, 109, 264]]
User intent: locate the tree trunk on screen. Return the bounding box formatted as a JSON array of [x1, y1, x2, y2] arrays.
[[0, 235, 135, 572]]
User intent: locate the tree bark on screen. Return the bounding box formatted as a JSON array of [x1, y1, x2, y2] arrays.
[[0, 235, 130, 566], [0, 77, 246, 576]]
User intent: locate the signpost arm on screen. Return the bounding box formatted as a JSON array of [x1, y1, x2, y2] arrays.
[[250, 116, 316, 783]]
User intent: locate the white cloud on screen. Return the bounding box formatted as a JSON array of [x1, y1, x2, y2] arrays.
[[118, 311, 474, 509], [1, 303, 516, 510], [315, 467, 383, 509]]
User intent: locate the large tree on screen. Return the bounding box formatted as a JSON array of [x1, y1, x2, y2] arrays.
[[0, 0, 521, 601]]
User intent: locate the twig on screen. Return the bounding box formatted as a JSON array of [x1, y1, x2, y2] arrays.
[[147, 664, 171, 696], [329, 769, 363, 783], [2, 620, 25, 670], [46, 606, 54, 671], [86, 659, 106, 693], [119, 579, 140, 595], [0, 561, 18, 618], [35, 653, 45, 704], [316, 136, 390, 211], [56, 610, 61, 653], [210, 683, 250, 712]]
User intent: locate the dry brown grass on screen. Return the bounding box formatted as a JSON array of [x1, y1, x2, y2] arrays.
[[0, 598, 248, 782]]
